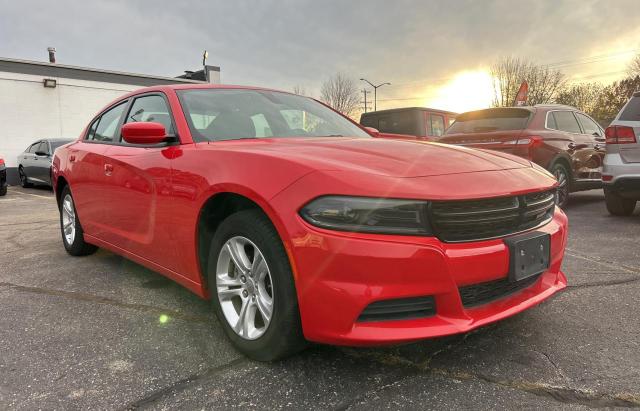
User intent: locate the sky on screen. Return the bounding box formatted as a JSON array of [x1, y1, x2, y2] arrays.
[[1, 0, 639, 113]]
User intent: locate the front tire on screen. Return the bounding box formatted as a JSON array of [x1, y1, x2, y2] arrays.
[[551, 163, 570, 208], [207, 209, 306, 361], [0, 185, 6, 196], [604, 188, 637, 216], [59, 186, 98, 256], [19, 167, 32, 188]]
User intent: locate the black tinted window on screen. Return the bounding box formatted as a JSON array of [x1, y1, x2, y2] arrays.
[[125, 95, 175, 136], [376, 111, 422, 136], [430, 114, 445, 137], [576, 113, 601, 136], [619, 97, 640, 121], [446, 108, 530, 134], [552, 111, 581, 133], [51, 141, 71, 151], [89, 102, 127, 142]]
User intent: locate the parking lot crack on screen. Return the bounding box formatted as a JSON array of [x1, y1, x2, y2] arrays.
[[123, 357, 248, 410], [0, 281, 211, 324]]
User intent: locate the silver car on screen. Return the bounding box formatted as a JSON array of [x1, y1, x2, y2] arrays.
[[603, 91, 640, 215], [17, 139, 73, 188]]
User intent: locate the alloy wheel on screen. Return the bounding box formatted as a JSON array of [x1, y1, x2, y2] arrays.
[[19, 169, 27, 185], [216, 236, 274, 340], [553, 167, 569, 206], [61, 194, 76, 245]]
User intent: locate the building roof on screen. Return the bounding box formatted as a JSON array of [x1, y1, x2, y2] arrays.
[[0, 57, 203, 87]]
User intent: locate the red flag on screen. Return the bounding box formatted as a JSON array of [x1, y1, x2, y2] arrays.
[[514, 81, 529, 106]]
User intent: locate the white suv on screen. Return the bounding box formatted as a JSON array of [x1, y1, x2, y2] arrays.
[[603, 91, 640, 215]]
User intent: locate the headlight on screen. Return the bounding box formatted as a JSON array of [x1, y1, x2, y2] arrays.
[[300, 196, 432, 235]]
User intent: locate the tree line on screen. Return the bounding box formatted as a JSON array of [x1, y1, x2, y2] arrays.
[[301, 53, 640, 125], [491, 54, 640, 126]]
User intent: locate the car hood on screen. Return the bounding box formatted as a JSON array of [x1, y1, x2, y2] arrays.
[[219, 137, 531, 178]]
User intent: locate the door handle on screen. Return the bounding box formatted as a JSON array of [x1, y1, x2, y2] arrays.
[[567, 142, 576, 150], [104, 163, 114, 176], [69, 155, 76, 162]]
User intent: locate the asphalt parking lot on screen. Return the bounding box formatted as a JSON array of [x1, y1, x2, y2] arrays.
[[1, 186, 639, 410]]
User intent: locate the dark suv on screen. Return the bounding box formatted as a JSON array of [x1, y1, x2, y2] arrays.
[[360, 107, 457, 140], [438, 105, 605, 207]]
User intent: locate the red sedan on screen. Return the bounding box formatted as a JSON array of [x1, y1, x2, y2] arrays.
[[52, 84, 567, 361]]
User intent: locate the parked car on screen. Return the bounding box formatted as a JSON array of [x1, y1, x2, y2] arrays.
[[438, 105, 605, 207], [0, 157, 7, 196], [18, 138, 73, 188], [360, 107, 456, 140], [53, 85, 567, 361], [602, 91, 640, 215]]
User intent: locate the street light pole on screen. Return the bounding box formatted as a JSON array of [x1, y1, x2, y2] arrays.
[[360, 78, 391, 111]]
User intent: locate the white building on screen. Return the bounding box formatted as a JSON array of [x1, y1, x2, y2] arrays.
[[0, 56, 220, 183]]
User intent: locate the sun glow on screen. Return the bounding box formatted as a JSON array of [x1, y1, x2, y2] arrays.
[[427, 70, 494, 113]]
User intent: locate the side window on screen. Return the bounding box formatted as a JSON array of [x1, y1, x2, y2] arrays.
[[125, 95, 175, 136], [91, 102, 127, 142], [546, 112, 558, 130], [36, 141, 49, 155], [448, 117, 456, 127], [87, 119, 99, 140], [251, 114, 273, 137], [430, 114, 445, 137], [27, 143, 39, 153], [552, 111, 581, 134], [576, 113, 601, 136]]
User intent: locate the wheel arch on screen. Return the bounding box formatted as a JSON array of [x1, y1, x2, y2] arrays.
[[548, 155, 573, 181], [195, 188, 292, 297], [55, 176, 69, 208]]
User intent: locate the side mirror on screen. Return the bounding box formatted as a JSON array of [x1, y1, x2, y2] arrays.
[[34, 151, 49, 157], [364, 127, 380, 137], [121, 122, 167, 145]]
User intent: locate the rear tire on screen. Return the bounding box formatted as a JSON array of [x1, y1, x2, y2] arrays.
[[551, 162, 570, 208], [604, 188, 637, 216], [0, 185, 6, 196], [19, 167, 32, 188], [207, 209, 306, 361], [59, 186, 98, 256]]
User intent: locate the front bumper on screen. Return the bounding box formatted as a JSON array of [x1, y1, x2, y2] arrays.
[[286, 207, 568, 346]]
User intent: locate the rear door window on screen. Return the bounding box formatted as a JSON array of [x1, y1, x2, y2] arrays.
[[575, 113, 602, 136], [552, 111, 581, 134], [430, 114, 445, 137], [619, 97, 640, 121]]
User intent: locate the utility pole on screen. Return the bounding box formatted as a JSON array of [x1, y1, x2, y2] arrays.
[[360, 78, 391, 111], [361, 89, 370, 113]]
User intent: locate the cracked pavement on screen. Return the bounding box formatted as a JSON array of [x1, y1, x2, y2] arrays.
[[0, 187, 639, 409]]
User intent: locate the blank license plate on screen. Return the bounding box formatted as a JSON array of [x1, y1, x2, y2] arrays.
[[505, 232, 550, 282]]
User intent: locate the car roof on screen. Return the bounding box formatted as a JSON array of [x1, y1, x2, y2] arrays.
[[360, 107, 458, 116]]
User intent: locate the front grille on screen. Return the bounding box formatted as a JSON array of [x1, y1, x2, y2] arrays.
[[459, 274, 541, 308], [357, 296, 436, 322], [429, 190, 555, 242]]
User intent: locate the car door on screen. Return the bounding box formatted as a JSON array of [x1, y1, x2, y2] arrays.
[[575, 112, 605, 180], [549, 110, 595, 180], [32, 141, 52, 183], [21, 142, 39, 178], [69, 101, 128, 238], [100, 93, 177, 270]]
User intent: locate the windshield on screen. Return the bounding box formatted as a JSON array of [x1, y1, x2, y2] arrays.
[[445, 108, 531, 134], [177, 89, 370, 142]]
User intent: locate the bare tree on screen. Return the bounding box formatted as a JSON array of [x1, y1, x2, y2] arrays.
[[628, 53, 640, 78], [491, 57, 566, 107], [320, 73, 360, 117], [292, 85, 307, 96]]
